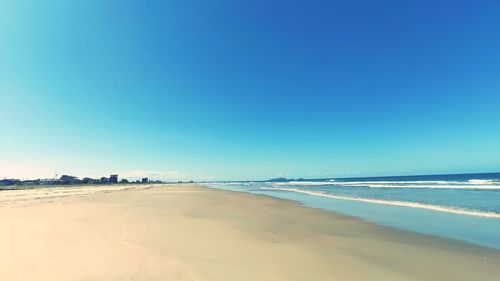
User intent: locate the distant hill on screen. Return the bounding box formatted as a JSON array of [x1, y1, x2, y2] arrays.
[[267, 178, 306, 182]]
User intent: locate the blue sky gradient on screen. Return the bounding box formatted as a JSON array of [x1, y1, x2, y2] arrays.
[[1, 0, 500, 180]]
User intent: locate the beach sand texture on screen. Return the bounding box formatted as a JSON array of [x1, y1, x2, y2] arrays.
[[0, 184, 499, 281]]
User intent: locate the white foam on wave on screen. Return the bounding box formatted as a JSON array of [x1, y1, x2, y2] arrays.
[[274, 180, 454, 186], [272, 180, 500, 190], [274, 181, 336, 186], [210, 182, 254, 186], [261, 187, 500, 218], [468, 179, 497, 184], [330, 183, 500, 190]]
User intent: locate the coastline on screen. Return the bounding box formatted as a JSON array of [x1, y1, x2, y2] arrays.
[[208, 182, 500, 249], [208, 185, 500, 250], [1, 184, 499, 280]]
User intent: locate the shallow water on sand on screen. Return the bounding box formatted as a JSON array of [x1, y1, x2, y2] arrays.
[[207, 173, 500, 250]]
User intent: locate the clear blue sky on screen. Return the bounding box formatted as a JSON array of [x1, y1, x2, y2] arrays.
[[1, 0, 500, 181]]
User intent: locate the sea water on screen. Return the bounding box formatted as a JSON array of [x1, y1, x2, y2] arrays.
[[207, 173, 500, 250]]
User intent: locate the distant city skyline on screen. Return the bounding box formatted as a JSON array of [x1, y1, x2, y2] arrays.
[[1, 1, 500, 181]]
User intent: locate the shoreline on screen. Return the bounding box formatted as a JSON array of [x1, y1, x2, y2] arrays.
[[206, 185, 500, 252], [261, 186, 500, 218], [1, 184, 499, 280], [208, 183, 500, 250]]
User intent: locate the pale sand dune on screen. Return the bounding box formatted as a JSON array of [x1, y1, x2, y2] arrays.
[[0, 184, 499, 281]]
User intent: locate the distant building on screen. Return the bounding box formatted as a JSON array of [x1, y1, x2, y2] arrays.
[[141, 177, 148, 183], [119, 179, 129, 184], [82, 177, 97, 184], [60, 175, 79, 184], [40, 178, 61, 185], [21, 179, 40, 185], [109, 174, 118, 183], [100, 177, 108, 184], [0, 179, 21, 186]]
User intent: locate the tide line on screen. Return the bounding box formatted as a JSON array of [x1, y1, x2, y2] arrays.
[[261, 187, 500, 219]]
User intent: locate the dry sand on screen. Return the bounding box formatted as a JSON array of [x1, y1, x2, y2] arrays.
[[0, 184, 499, 281]]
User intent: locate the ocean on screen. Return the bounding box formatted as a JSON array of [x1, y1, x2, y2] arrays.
[[207, 172, 500, 250]]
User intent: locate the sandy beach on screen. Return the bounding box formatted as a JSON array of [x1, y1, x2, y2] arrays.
[[0, 184, 499, 281]]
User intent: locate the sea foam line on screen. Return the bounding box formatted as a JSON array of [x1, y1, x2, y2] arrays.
[[272, 181, 500, 189], [261, 187, 500, 218]]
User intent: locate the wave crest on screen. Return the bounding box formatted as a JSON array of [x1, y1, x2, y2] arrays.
[[272, 180, 500, 190], [261, 187, 500, 218]]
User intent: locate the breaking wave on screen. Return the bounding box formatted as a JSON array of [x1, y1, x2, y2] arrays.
[[261, 187, 500, 218], [272, 180, 500, 190]]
